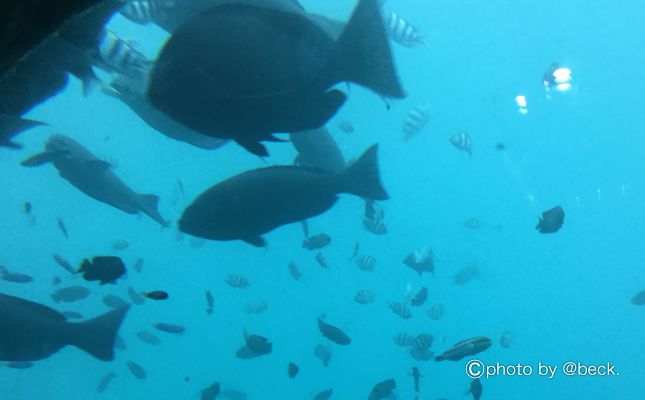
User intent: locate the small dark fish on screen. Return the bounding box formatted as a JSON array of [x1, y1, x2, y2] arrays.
[[23, 202, 33, 215], [127, 287, 145, 305], [103, 294, 129, 309], [313, 389, 333, 400], [317, 317, 351, 345], [205, 290, 214, 315], [410, 286, 428, 306], [97, 372, 117, 393], [536, 206, 565, 233], [390, 302, 412, 319], [112, 240, 129, 250], [61, 311, 84, 320], [5, 361, 34, 369], [225, 274, 249, 289], [402, 102, 431, 141], [79, 256, 126, 285], [631, 290, 645, 306], [500, 331, 514, 348], [153, 322, 185, 335], [288, 362, 299, 378], [301, 220, 310, 238], [368, 378, 396, 400], [0, 266, 33, 283], [133, 258, 144, 273], [351, 242, 360, 259], [115, 335, 127, 350], [303, 233, 332, 250], [449, 132, 472, 156], [468, 378, 483, 400], [56, 217, 69, 238], [51, 276, 61, 285], [126, 361, 146, 379], [52, 253, 76, 274], [200, 382, 220, 400], [338, 120, 354, 133], [454, 265, 478, 285], [403, 246, 434, 275], [354, 290, 374, 304], [495, 142, 506, 151], [51, 286, 91, 303], [236, 330, 272, 359], [314, 344, 332, 367], [363, 217, 387, 235], [136, 330, 161, 345], [288, 261, 303, 281], [315, 252, 330, 269], [356, 255, 376, 272], [463, 217, 481, 229], [426, 303, 444, 321], [435, 337, 492, 362], [412, 367, 421, 393], [143, 290, 169, 300]]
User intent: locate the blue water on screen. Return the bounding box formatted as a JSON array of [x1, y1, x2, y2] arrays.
[[2, 0, 645, 398]]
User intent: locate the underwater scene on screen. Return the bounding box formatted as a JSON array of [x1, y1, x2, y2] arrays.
[[1, 0, 644, 399]]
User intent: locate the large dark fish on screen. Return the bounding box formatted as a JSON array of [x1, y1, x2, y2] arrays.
[[536, 205, 564, 233], [0, 293, 128, 361], [103, 73, 228, 150], [317, 317, 351, 345], [291, 127, 345, 173], [148, 0, 404, 156], [435, 336, 492, 362], [78, 256, 126, 284], [368, 378, 396, 400], [21, 134, 168, 227], [179, 144, 387, 246]]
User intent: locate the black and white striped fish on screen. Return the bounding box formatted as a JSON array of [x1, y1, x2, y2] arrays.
[[98, 30, 152, 78], [363, 217, 387, 235], [449, 132, 472, 156], [390, 302, 412, 319], [411, 333, 433, 351], [382, 10, 425, 48], [354, 290, 374, 304], [225, 274, 249, 289], [356, 255, 376, 271], [120, 0, 168, 25], [393, 332, 415, 347], [402, 102, 431, 141]]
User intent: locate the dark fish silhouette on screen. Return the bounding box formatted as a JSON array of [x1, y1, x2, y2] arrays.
[[78, 256, 126, 284], [317, 317, 351, 345], [179, 145, 387, 246], [536, 206, 564, 233], [127, 287, 145, 305], [303, 233, 332, 250], [410, 287, 428, 306], [200, 381, 220, 400], [143, 290, 168, 300], [0, 115, 46, 149], [23, 201, 33, 214], [96, 372, 116, 393], [412, 367, 421, 393], [288, 261, 303, 281], [288, 362, 299, 378], [0, 266, 33, 283], [102, 294, 129, 309], [313, 388, 333, 400], [56, 217, 69, 238], [52, 253, 76, 274], [136, 330, 161, 345], [403, 246, 434, 275], [148, 0, 404, 156], [631, 290, 645, 305], [468, 378, 483, 400], [21, 135, 167, 227], [51, 286, 90, 303], [314, 344, 332, 367], [133, 258, 144, 273], [291, 127, 345, 173], [435, 336, 492, 362], [368, 378, 396, 400], [205, 290, 214, 315], [236, 329, 272, 359], [126, 361, 146, 379], [0, 293, 128, 361], [153, 322, 185, 335]]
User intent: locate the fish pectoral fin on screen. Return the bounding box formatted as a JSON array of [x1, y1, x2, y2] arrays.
[[235, 139, 269, 157], [242, 236, 266, 247], [21, 150, 66, 167], [85, 159, 112, 175]]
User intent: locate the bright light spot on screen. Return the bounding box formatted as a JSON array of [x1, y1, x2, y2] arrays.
[[553, 67, 572, 84], [519, 108, 528, 115], [555, 83, 572, 92], [515, 95, 527, 107]]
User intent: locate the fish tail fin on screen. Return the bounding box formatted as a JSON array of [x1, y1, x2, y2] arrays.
[[337, 144, 388, 200], [0, 114, 46, 149], [331, 0, 404, 98], [138, 194, 169, 227], [65, 306, 129, 361]]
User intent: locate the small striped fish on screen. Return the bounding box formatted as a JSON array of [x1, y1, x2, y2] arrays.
[[411, 333, 433, 351], [120, 0, 168, 24], [449, 132, 472, 156], [356, 255, 376, 272], [363, 217, 387, 235], [382, 10, 425, 48], [98, 30, 152, 78], [246, 299, 268, 314], [402, 102, 431, 141], [500, 331, 514, 348], [393, 333, 415, 347], [426, 303, 444, 321], [390, 302, 412, 319], [354, 290, 375, 304], [225, 274, 249, 289]]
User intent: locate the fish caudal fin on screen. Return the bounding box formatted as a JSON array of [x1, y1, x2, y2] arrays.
[[138, 194, 169, 227], [338, 144, 388, 200], [331, 0, 405, 98], [65, 306, 129, 361], [0, 114, 47, 149]]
